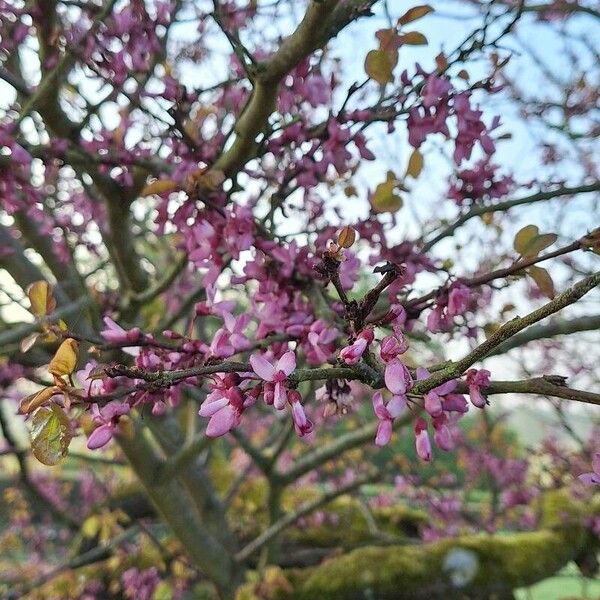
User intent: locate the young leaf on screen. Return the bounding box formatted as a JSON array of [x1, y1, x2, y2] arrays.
[[435, 52, 448, 72], [337, 226, 357, 249], [27, 281, 56, 318], [527, 266, 555, 299], [371, 172, 403, 214], [399, 31, 428, 46], [514, 225, 557, 257], [398, 5, 434, 25], [527, 233, 558, 256], [20, 332, 41, 353], [49, 338, 79, 377], [364, 49, 394, 85], [406, 149, 424, 178], [30, 404, 73, 466], [19, 386, 61, 414]]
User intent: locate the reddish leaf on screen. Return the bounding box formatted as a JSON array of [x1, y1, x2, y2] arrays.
[[398, 5, 434, 25]]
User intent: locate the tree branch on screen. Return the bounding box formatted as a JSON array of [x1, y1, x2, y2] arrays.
[[487, 314, 600, 356], [212, 0, 378, 178], [235, 469, 379, 563], [422, 182, 600, 252]]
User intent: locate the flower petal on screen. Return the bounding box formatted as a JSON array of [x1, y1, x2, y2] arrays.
[[578, 472, 600, 486], [593, 453, 600, 476], [375, 419, 392, 447], [199, 396, 229, 417], [250, 354, 276, 381], [273, 382, 287, 410], [387, 394, 407, 418], [87, 424, 113, 450], [276, 351, 296, 376], [384, 360, 411, 395], [206, 405, 237, 437]]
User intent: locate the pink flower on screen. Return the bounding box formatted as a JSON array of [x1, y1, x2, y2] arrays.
[[379, 334, 408, 363], [447, 284, 471, 317], [200, 386, 246, 437], [384, 359, 412, 395], [87, 401, 130, 450], [433, 414, 453, 451], [305, 319, 339, 364], [250, 350, 296, 409], [100, 316, 141, 356], [209, 312, 251, 358], [288, 390, 314, 437], [372, 391, 407, 447], [426, 304, 444, 333], [442, 394, 469, 414], [414, 417, 432, 461], [579, 453, 600, 486], [339, 329, 374, 365], [465, 368, 491, 408], [416, 367, 459, 417], [198, 375, 255, 438], [424, 391, 443, 417]]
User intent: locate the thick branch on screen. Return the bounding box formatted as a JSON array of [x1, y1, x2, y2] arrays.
[[212, 0, 378, 178], [117, 417, 241, 594]]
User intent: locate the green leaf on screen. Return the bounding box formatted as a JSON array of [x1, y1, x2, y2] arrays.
[[514, 226, 557, 258], [30, 404, 72, 466], [527, 266, 555, 299], [371, 172, 403, 213], [364, 49, 394, 85], [513, 225, 539, 254]]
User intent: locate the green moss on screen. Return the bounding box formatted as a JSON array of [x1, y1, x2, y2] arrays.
[[227, 479, 427, 547], [536, 488, 585, 529], [290, 527, 587, 600]]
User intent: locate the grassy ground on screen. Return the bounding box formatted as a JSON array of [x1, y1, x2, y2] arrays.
[[516, 563, 600, 600]]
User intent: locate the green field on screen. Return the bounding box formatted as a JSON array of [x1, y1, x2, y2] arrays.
[[516, 563, 600, 600]]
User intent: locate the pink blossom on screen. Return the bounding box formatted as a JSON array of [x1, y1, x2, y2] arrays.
[[87, 401, 130, 450], [384, 359, 412, 395], [426, 304, 444, 333], [433, 415, 453, 451], [424, 391, 443, 417], [305, 319, 339, 364], [209, 312, 251, 358], [339, 329, 374, 365], [379, 334, 408, 363], [578, 453, 600, 486], [199, 378, 253, 438], [465, 368, 491, 408], [250, 350, 296, 409], [447, 284, 471, 317], [372, 391, 407, 447], [414, 417, 432, 461], [288, 390, 314, 437], [100, 317, 141, 355]]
